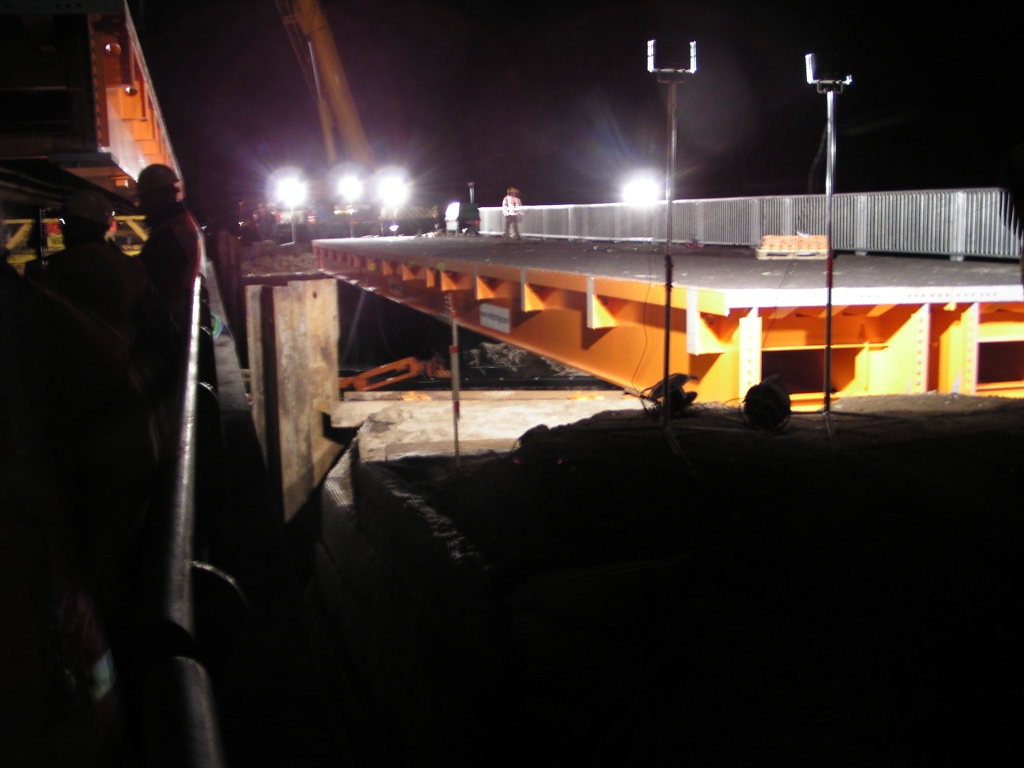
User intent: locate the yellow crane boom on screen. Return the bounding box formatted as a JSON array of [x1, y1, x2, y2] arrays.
[[275, 0, 373, 166]]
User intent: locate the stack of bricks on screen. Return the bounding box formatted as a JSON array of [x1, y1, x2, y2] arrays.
[[756, 235, 828, 259]]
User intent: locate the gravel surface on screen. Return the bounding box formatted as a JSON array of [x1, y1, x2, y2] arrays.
[[241, 243, 319, 277]]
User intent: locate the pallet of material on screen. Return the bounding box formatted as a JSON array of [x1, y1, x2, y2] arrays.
[[756, 234, 828, 260]]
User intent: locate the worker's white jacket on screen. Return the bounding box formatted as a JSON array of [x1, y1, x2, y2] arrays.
[[502, 195, 522, 217]]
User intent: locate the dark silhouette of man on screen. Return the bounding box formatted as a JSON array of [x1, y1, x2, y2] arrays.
[[136, 164, 203, 332], [26, 190, 148, 340], [4, 190, 170, 763]]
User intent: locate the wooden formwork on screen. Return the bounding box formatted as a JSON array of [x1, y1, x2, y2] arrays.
[[246, 277, 342, 520]]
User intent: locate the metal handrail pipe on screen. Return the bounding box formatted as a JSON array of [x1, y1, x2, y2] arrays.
[[143, 656, 227, 768], [137, 277, 202, 653], [134, 274, 227, 767]]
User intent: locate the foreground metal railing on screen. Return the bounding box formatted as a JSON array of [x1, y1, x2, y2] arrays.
[[136, 275, 227, 767], [481, 187, 1022, 261]]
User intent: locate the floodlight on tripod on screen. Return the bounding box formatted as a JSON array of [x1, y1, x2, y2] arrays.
[[647, 39, 697, 81], [805, 52, 851, 413], [805, 53, 852, 93], [647, 38, 697, 429]]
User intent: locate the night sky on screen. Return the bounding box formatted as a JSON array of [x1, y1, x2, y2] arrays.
[[133, 0, 1024, 224]]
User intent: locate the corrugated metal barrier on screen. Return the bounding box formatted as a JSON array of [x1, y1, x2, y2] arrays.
[[481, 188, 1022, 261]]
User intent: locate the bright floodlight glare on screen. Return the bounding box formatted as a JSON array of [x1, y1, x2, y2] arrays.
[[379, 176, 408, 208], [622, 176, 661, 204], [338, 175, 362, 202], [276, 177, 307, 208]]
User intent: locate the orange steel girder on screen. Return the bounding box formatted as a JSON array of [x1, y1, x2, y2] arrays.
[[932, 302, 1024, 396], [316, 244, 1024, 408], [0, 7, 178, 199], [87, 10, 179, 191], [318, 246, 729, 396]]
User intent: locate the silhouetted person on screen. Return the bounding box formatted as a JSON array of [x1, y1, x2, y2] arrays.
[[136, 164, 203, 332], [22, 190, 171, 573], [256, 203, 277, 241], [26, 191, 148, 339], [3, 196, 138, 764]]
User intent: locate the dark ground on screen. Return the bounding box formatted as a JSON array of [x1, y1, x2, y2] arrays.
[[332, 395, 1024, 764], [208, 339, 1024, 764]]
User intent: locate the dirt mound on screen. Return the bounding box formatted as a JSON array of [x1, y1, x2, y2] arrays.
[[370, 398, 1024, 761]]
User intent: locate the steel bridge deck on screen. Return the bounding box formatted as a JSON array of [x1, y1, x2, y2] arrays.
[[315, 236, 1024, 408]]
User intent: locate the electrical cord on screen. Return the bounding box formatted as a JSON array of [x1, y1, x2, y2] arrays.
[[628, 249, 656, 396], [807, 123, 828, 194], [760, 259, 795, 349]]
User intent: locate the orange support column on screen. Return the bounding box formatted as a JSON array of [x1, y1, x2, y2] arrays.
[[932, 303, 979, 395]]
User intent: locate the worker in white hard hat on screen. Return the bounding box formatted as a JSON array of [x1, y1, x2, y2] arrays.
[[136, 163, 203, 332], [502, 187, 523, 240]]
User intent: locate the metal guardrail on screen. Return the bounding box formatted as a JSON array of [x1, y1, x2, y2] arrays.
[[137, 275, 227, 768], [480, 188, 1023, 261]]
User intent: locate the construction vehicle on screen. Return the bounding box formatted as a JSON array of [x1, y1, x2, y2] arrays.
[[272, 0, 372, 236], [274, 0, 372, 168], [445, 182, 481, 235], [273, 0, 438, 237]]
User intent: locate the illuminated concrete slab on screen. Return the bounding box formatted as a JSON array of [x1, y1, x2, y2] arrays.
[[314, 236, 1022, 297]]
